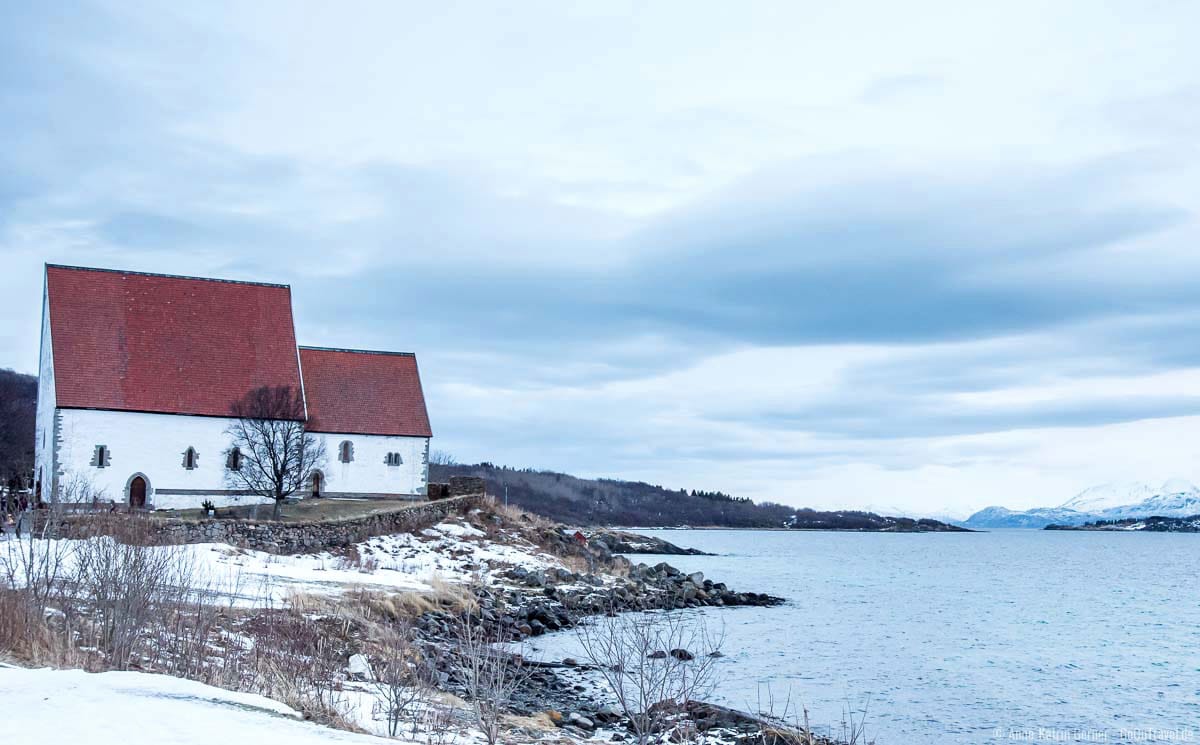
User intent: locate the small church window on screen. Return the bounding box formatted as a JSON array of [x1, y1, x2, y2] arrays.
[[338, 441, 354, 463], [385, 452, 402, 466], [182, 447, 199, 470], [226, 447, 242, 471], [92, 445, 111, 468]]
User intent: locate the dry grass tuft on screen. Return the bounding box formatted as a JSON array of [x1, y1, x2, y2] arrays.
[[353, 582, 477, 622], [504, 711, 560, 732]]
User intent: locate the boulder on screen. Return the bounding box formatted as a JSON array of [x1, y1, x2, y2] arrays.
[[346, 653, 374, 681], [595, 706, 622, 723], [568, 713, 595, 730]]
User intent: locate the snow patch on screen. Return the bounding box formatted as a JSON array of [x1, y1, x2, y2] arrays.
[[0, 666, 400, 744]]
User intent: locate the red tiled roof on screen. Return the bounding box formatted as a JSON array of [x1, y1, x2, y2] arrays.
[[46, 265, 303, 417], [299, 347, 432, 437]]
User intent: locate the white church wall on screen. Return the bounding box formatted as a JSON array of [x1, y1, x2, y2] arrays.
[[53, 409, 270, 510], [34, 286, 57, 500], [313, 432, 429, 498], [51, 409, 429, 508]]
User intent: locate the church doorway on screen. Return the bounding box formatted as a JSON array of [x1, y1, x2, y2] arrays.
[[129, 476, 147, 509], [311, 471, 322, 499]]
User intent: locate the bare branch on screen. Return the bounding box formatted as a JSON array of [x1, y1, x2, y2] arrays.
[[576, 609, 725, 745]]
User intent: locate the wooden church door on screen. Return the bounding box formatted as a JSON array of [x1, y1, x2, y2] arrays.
[[129, 476, 147, 508]]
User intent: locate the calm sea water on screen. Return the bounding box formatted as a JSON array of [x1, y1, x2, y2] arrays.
[[524, 529, 1200, 744]]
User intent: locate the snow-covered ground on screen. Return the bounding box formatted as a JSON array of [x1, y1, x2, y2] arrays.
[[0, 515, 626, 744], [3, 517, 572, 607], [190, 519, 569, 605], [3, 665, 401, 744]]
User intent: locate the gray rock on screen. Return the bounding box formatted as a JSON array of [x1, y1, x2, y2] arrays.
[[347, 653, 374, 681]]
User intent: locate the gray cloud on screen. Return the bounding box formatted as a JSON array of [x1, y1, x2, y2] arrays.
[[280, 155, 1191, 384], [5, 0, 1200, 510]]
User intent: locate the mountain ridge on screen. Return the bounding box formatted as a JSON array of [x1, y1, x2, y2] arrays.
[[965, 479, 1200, 528]]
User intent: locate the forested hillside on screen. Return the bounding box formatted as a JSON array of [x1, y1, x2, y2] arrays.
[[0, 369, 36, 492], [431, 462, 795, 527], [431, 462, 968, 530]]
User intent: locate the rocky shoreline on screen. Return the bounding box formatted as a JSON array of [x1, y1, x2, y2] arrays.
[[586, 529, 714, 555], [408, 518, 788, 742]]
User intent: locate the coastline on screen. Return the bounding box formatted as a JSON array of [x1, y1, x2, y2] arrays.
[[399, 511, 814, 743], [617, 524, 974, 533]]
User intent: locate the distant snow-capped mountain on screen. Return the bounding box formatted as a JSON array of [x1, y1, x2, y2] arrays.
[[965, 479, 1200, 529], [1059, 481, 1160, 513], [1097, 481, 1200, 520], [963, 506, 1092, 529]]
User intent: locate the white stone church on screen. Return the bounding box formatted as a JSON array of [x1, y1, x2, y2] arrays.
[[34, 264, 433, 510]]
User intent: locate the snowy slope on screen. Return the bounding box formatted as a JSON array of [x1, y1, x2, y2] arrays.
[[1, 666, 397, 745], [1095, 481, 1200, 520], [1059, 482, 1159, 513], [963, 506, 1094, 529]]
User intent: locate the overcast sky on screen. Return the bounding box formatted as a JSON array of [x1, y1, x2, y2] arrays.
[[3, 1, 1200, 516]]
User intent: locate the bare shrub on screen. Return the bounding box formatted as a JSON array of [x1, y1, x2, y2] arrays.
[[370, 623, 439, 737], [419, 702, 460, 745], [56, 471, 111, 513], [447, 614, 531, 745], [576, 609, 724, 745], [68, 517, 207, 669], [0, 525, 72, 620], [150, 567, 243, 683], [748, 686, 874, 745], [240, 608, 358, 728], [0, 506, 242, 675]]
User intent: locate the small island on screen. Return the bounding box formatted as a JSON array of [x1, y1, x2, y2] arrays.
[[1045, 515, 1200, 532]]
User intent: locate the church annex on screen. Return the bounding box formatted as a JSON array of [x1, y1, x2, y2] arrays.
[[34, 264, 432, 509]]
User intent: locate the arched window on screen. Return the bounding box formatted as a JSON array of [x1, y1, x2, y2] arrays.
[[338, 441, 354, 463], [385, 452, 402, 466], [226, 447, 242, 471], [182, 447, 199, 470], [92, 445, 111, 468]]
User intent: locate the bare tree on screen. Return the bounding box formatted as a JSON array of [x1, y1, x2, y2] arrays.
[[223, 386, 326, 520], [428, 449, 457, 466], [576, 610, 724, 745], [448, 614, 530, 745]]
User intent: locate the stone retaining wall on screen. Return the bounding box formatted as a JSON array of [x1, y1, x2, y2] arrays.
[[427, 476, 487, 500], [42, 494, 489, 554]]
